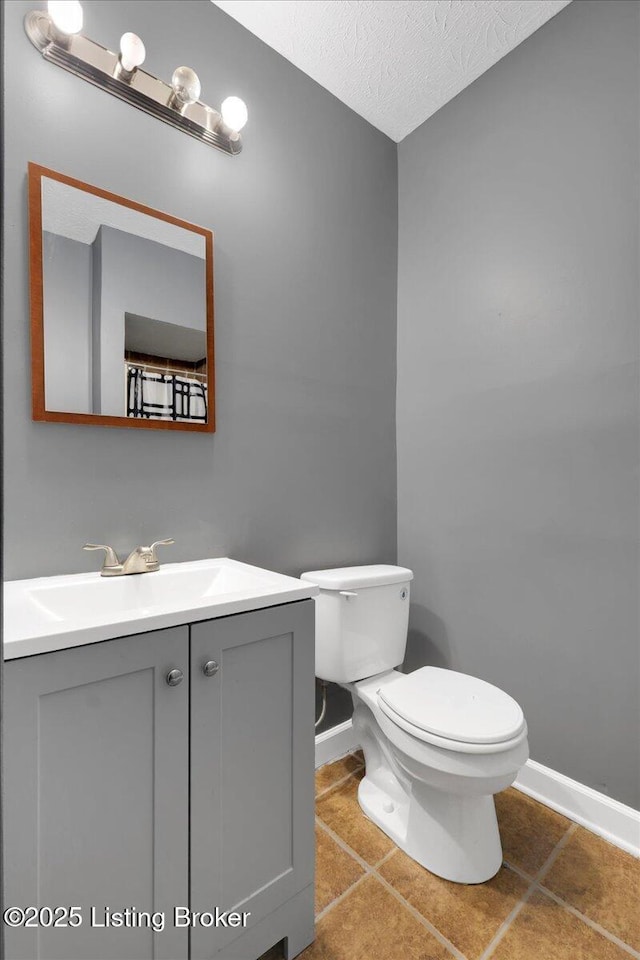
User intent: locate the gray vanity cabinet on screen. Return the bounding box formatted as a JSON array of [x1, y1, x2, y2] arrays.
[[190, 602, 315, 960], [3, 627, 190, 960], [4, 601, 315, 960]]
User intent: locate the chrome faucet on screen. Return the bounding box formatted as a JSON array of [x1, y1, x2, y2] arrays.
[[83, 539, 175, 576]]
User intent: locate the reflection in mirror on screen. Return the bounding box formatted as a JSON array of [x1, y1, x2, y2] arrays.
[[30, 164, 214, 432], [124, 316, 207, 422]]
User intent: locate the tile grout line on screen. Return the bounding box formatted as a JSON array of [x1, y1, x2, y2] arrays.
[[476, 881, 537, 960], [502, 859, 535, 883], [313, 870, 371, 923], [315, 817, 466, 960], [371, 864, 468, 960], [535, 884, 640, 960], [533, 822, 578, 884], [477, 822, 579, 960], [315, 764, 364, 800], [373, 847, 397, 869], [315, 814, 385, 875]]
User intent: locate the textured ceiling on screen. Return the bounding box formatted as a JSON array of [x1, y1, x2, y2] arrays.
[[211, 0, 572, 141]]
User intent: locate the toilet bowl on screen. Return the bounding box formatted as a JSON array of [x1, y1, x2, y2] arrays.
[[301, 564, 529, 884]]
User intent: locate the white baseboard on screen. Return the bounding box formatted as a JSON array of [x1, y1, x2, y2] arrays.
[[314, 719, 359, 769], [314, 725, 640, 857], [514, 759, 639, 857]]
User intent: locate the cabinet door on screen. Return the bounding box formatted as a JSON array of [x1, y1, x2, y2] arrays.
[[190, 602, 315, 959], [4, 628, 189, 960]]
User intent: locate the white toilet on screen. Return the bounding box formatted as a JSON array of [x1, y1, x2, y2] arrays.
[[301, 564, 529, 884]]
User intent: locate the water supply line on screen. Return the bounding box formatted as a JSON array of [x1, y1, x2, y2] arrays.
[[315, 679, 328, 729]]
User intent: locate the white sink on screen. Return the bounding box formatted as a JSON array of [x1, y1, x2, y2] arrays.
[[3, 558, 318, 659]]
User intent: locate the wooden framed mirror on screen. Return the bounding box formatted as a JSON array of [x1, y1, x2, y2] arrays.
[[28, 163, 215, 432]]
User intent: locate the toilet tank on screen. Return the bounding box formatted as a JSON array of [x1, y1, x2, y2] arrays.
[[300, 565, 413, 683]]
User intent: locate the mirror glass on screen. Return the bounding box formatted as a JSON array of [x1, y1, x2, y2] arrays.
[[30, 165, 214, 431]]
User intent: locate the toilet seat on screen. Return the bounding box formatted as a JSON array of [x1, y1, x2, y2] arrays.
[[377, 698, 528, 755], [377, 666, 526, 750]]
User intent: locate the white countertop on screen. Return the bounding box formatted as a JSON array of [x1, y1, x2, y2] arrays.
[[3, 558, 318, 660]]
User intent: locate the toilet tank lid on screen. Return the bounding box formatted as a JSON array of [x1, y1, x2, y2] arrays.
[[300, 564, 413, 591]]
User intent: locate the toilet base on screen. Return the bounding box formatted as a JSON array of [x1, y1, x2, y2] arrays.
[[350, 679, 524, 884], [358, 773, 503, 884]]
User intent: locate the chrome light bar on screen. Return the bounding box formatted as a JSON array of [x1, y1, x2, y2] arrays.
[[24, 8, 245, 156]]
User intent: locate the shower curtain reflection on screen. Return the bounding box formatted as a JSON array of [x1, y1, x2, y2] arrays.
[[126, 363, 208, 422]]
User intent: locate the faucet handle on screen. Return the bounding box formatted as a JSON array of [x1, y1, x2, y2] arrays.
[[148, 539, 175, 562], [83, 543, 121, 569]]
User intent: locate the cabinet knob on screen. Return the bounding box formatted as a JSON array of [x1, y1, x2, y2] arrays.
[[166, 668, 184, 687], [203, 660, 219, 678]]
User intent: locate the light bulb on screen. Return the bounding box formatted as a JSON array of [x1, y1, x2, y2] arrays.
[[119, 32, 145, 72], [48, 0, 83, 35], [221, 96, 248, 133], [170, 66, 201, 106]]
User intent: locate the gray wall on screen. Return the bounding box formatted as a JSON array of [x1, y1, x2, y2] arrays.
[[3, 0, 398, 623], [42, 232, 92, 414], [397, 0, 639, 807]]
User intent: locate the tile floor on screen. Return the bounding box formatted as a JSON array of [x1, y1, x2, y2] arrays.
[[260, 752, 640, 960]]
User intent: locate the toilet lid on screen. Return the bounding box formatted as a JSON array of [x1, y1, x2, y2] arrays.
[[378, 667, 525, 745]]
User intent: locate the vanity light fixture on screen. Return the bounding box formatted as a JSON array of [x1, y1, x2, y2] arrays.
[[24, 1, 248, 155]]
